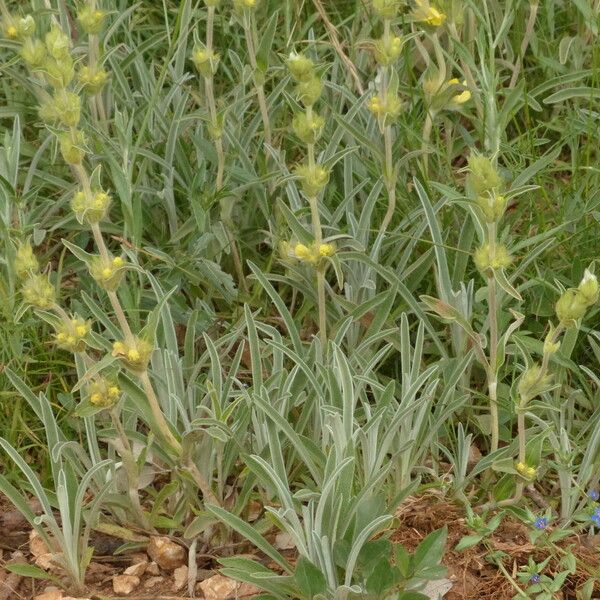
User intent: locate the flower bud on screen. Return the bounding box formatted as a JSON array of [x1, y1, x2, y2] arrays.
[[17, 15, 36, 37], [77, 6, 107, 35], [54, 316, 91, 352], [411, 0, 446, 27], [447, 79, 471, 108], [372, 35, 404, 66], [21, 273, 55, 309], [39, 89, 81, 127], [78, 65, 109, 94], [112, 337, 154, 374], [475, 194, 507, 223], [287, 52, 316, 82], [295, 164, 329, 197], [43, 55, 75, 88], [466, 154, 502, 196], [89, 255, 126, 291], [518, 364, 552, 402], [292, 111, 325, 144], [555, 289, 587, 325], [473, 243, 512, 273], [543, 327, 561, 355], [372, 0, 402, 19], [20, 38, 46, 68], [578, 269, 599, 305], [59, 130, 86, 165], [88, 378, 121, 408], [368, 93, 403, 129], [71, 189, 111, 224], [45, 26, 71, 60], [192, 45, 219, 78], [2, 16, 19, 40], [14, 241, 39, 278], [296, 76, 323, 106]]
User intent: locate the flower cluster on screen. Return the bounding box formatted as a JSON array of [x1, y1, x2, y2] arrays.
[[88, 378, 121, 408], [112, 337, 154, 373], [516, 461, 537, 480], [592, 508, 600, 528], [372, 35, 404, 66], [533, 516, 548, 530], [555, 270, 599, 327], [287, 53, 322, 107], [294, 164, 330, 197], [473, 243, 512, 273], [423, 74, 471, 113], [292, 111, 325, 145], [71, 189, 112, 224], [368, 93, 403, 124], [14, 241, 39, 279], [21, 273, 56, 309], [89, 255, 126, 292], [282, 241, 336, 266], [518, 364, 553, 403], [192, 46, 220, 78], [54, 317, 92, 353], [411, 0, 446, 27]]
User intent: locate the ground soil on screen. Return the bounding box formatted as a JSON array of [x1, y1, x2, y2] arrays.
[[1, 492, 598, 599]]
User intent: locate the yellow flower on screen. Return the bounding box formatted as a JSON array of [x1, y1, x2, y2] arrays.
[[112, 337, 154, 374], [319, 243, 335, 257], [54, 316, 91, 352], [89, 254, 126, 291], [88, 378, 121, 408], [412, 0, 446, 27]]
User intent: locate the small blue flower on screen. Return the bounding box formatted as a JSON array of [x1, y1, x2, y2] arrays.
[[533, 517, 548, 530], [589, 489, 600, 501], [530, 574, 541, 584]]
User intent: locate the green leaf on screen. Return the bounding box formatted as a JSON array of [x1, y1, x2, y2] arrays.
[[5, 563, 55, 580], [454, 534, 483, 552], [294, 556, 328, 599], [365, 558, 396, 596], [412, 527, 447, 572], [206, 504, 292, 573]]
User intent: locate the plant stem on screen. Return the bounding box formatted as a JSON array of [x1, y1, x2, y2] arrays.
[[110, 409, 151, 530], [203, 6, 247, 292], [488, 275, 499, 453], [139, 370, 182, 454]]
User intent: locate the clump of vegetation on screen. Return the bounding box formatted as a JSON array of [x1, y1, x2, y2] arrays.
[[1, 0, 600, 598]]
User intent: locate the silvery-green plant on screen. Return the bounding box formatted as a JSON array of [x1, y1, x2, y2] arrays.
[[0, 370, 111, 594]]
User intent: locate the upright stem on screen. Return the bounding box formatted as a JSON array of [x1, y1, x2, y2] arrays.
[[487, 222, 499, 453], [139, 371, 182, 454], [110, 409, 151, 529], [203, 6, 246, 292]]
